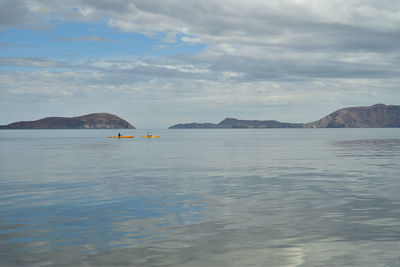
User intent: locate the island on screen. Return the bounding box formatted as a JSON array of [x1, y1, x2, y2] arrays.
[[169, 104, 400, 128], [0, 113, 135, 129], [170, 118, 302, 129], [303, 104, 400, 128]]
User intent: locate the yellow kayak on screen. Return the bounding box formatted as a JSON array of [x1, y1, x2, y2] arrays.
[[140, 135, 160, 138], [109, 136, 134, 138]]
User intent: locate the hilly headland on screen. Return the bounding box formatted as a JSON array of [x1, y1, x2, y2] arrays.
[[170, 104, 400, 129], [303, 104, 400, 128], [0, 113, 135, 129]]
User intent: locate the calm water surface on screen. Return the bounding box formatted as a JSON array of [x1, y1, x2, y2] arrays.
[[1, 129, 400, 266]]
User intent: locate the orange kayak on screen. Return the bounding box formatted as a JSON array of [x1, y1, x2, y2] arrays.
[[109, 136, 134, 138]]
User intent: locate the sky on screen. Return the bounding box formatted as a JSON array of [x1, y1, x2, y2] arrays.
[[1, 0, 400, 128]]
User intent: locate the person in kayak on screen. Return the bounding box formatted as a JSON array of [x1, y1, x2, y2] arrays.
[[118, 133, 121, 137], [147, 132, 152, 137]]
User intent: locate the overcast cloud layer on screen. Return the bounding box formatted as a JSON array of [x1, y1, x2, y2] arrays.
[[1, 0, 400, 127]]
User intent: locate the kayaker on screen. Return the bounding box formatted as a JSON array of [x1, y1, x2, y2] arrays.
[[118, 133, 121, 137], [147, 132, 152, 137]]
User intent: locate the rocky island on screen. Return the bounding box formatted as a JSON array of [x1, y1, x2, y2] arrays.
[[218, 118, 302, 128], [0, 113, 135, 129], [303, 104, 400, 128], [170, 118, 302, 129], [170, 104, 400, 129]]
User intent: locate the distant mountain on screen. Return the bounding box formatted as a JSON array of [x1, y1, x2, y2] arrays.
[[303, 104, 400, 128], [169, 118, 302, 129], [1, 113, 135, 129], [217, 118, 302, 128], [169, 104, 400, 129], [169, 122, 218, 129]]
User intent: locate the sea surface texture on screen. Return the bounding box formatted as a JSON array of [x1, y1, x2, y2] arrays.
[[1, 129, 400, 266]]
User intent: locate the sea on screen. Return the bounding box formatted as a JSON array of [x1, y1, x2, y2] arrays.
[[1, 128, 400, 266]]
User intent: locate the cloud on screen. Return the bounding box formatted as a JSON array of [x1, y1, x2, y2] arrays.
[[0, 42, 30, 49], [101, 0, 400, 55], [3, 1, 400, 56], [17, 0, 397, 82], [0, 0, 52, 30], [8, 1, 399, 44], [0, 57, 70, 69], [54, 35, 117, 42], [0, 0, 30, 28]]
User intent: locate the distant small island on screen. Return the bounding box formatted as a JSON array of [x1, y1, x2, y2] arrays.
[[303, 104, 400, 128], [0, 113, 135, 129], [170, 118, 302, 129], [170, 104, 400, 128]]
